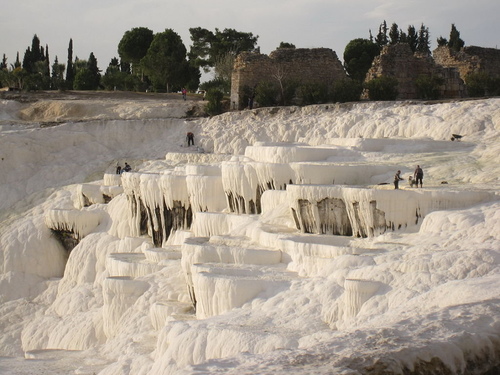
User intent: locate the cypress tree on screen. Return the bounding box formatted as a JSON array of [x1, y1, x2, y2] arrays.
[[31, 35, 42, 63], [51, 56, 65, 90], [416, 24, 430, 54], [389, 23, 400, 45], [87, 52, 101, 89], [22, 35, 45, 74], [66, 39, 75, 87], [45, 45, 51, 79], [14, 52, 21, 68], [399, 30, 408, 44], [22, 47, 33, 72], [437, 37, 448, 47], [375, 21, 388, 47], [407, 25, 418, 52], [448, 24, 465, 51]]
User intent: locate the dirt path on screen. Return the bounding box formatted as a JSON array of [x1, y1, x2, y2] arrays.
[[0, 90, 204, 103]]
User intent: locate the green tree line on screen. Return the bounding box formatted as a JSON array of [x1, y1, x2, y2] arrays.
[[1, 23, 497, 105], [0, 27, 259, 94]]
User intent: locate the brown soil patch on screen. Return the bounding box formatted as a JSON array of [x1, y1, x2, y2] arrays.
[[0, 90, 204, 103]]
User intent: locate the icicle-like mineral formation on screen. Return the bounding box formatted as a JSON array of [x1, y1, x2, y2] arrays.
[[287, 185, 495, 237]]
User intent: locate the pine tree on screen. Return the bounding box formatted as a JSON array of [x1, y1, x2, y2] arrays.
[[120, 60, 131, 74], [141, 29, 191, 91], [344, 38, 380, 82]]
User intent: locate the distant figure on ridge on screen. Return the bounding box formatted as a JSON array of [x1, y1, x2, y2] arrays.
[[182, 88, 187, 100], [248, 85, 256, 109], [116, 164, 122, 175], [414, 165, 423, 188], [394, 170, 403, 190], [186, 132, 194, 146], [123, 162, 132, 173], [248, 94, 254, 110]]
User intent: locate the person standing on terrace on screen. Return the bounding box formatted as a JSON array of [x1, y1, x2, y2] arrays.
[[414, 165, 424, 188], [394, 170, 403, 189]]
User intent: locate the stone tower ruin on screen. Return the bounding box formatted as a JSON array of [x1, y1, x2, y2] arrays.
[[230, 48, 347, 110], [364, 44, 466, 100], [433, 45, 500, 80]]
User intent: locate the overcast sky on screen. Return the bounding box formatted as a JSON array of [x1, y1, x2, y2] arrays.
[[1, 0, 499, 79]]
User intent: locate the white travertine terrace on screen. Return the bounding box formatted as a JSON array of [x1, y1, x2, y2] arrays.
[[1, 98, 499, 374]]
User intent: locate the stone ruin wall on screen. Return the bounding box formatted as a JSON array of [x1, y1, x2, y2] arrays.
[[230, 53, 271, 110], [230, 45, 499, 106], [364, 44, 466, 100], [230, 48, 346, 109], [433, 45, 500, 80]]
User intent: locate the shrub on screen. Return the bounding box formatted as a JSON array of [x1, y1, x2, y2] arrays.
[[241, 85, 255, 109], [205, 89, 224, 115], [331, 79, 363, 103], [200, 77, 228, 94], [297, 82, 328, 105], [276, 79, 299, 106], [415, 74, 444, 100], [465, 72, 498, 97], [365, 76, 399, 100], [255, 81, 279, 107]]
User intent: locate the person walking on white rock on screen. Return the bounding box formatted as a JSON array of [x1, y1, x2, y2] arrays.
[[394, 170, 403, 190], [186, 132, 194, 146], [414, 165, 423, 188]]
